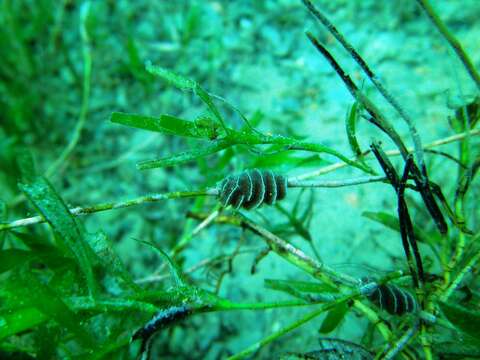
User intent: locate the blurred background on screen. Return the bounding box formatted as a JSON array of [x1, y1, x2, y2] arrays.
[[1, 0, 479, 358]]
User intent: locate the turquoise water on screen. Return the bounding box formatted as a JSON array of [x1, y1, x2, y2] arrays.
[[1, 1, 479, 359]]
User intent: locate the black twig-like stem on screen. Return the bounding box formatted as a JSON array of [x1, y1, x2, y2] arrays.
[[305, 32, 448, 234], [305, 32, 409, 158], [371, 143, 419, 288], [399, 156, 425, 285], [302, 0, 427, 175]]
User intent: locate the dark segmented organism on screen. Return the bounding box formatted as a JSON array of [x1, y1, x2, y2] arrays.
[[132, 305, 191, 342], [367, 284, 418, 315], [218, 169, 287, 210], [132, 305, 191, 358]]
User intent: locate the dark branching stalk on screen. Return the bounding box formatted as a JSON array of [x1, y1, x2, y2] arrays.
[[370, 142, 424, 288], [305, 31, 448, 235], [302, 0, 427, 176], [398, 156, 425, 286], [304, 33, 407, 155]]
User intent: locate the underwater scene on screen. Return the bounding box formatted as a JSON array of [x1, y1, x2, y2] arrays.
[[1, 0, 479, 359]]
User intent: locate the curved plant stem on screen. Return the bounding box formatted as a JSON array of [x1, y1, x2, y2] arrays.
[[135, 248, 258, 284], [441, 246, 480, 301], [0, 190, 216, 231], [382, 321, 419, 360], [416, 0, 480, 91], [287, 175, 386, 188], [171, 206, 221, 256], [352, 300, 391, 341], [420, 322, 433, 360], [296, 128, 480, 181], [227, 296, 353, 360], [46, 2, 92, 177], [238, 214, 359, 287]]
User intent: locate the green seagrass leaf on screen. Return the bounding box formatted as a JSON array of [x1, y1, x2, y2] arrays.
[[19, 177, 98, 296], [440, 301, 480, 340]]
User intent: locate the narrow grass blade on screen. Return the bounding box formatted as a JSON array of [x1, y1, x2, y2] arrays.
[[345, 101, 362, 157], [0, 249, 34, 273], [145, 62, 196, 90], [111, 112, 205, 138], [318, 302, 348, 333], [251, 151, 326, 171], [87, 231, 138, 290], [19, 177, 97, 296], [6, 272, 96, 347], [0, 200, 6, 248], [137, 240, 187, 286], [265, 279, 337, 294], [145, 63, 228, 131], [440, 301, 480, 340], [137, 141, 230, 170], [0, 307, 47, 340], [449, 96, 480, 133], [194, 86, 228, 131], [16, 148, 36, 183], [362, 211, 442, 245]]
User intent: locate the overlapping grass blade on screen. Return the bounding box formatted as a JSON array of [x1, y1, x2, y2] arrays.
[[4, 272, 96, 346], [251, 151, 326, 171], [137, 141, 230, 170], [145, 62, 228, 131], [265, 279, 337, 296], [19, 177, 98, 296], [362, 211, 442, 245], [145, 62, 196, 90], [87, 231, 138, 290], [319, 302, 348, 333], [0, 249, 34, 273], [440, 301, 480, 340], [345, 101, 363, 157], [111, 112, 206, 139], [137, 240, 187, 286], [0, 307, 47, 340], [0, 200, 6, 248]]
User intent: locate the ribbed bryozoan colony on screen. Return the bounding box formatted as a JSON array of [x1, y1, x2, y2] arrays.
[[367, 284, 418, 315], [218, 169, 288, 210]]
